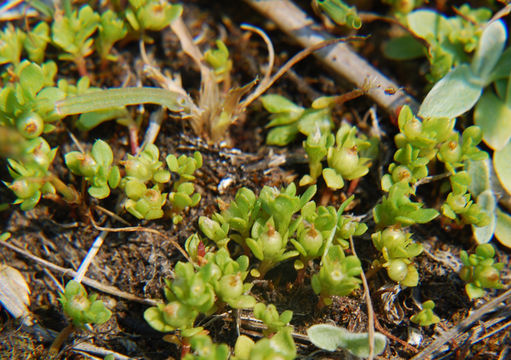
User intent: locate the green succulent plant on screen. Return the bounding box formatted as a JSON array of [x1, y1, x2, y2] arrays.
[[372, 228, 423, 287], [232, 328, 297, 360], [51, 5, 100, 76], [262, 94, 333, 146], [183, 333, 230, 360], [65, 139, 121, 199], [253, 302, 293, 337], [410, 300, 440, 326], [459, 243, 505, 299], [311, 244, 362, 306], [59, 280, 111, 328]]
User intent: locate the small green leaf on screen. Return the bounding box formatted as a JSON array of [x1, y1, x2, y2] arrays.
[[419, 64, 483, 118], [91, 139, 113, 167], [20, 62, 44, 97], [261, 94, 303, 114], [266, 125, 299, 146], [88, 185, 110, 199], [322, 168, 344, 190]]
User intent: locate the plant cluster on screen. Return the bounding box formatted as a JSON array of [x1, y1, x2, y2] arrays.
[[410, 300, 440, 327], [59, 280, 111, 328], [384, 5, 492, 82], [459, 244, 505, 299], [2, 0, 510, 358]]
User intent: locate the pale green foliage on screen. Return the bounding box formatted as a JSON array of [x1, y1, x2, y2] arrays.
[[385, 5, 492, 82], [183, 333, 230, 360], [419, 19, 507, 118], [307, 324, 387, 356], [262, 94, 333, 146]]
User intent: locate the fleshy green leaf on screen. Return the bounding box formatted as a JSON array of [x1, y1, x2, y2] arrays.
[[419, 64, 482, 118], [474, 91, 511, 151], [493, 140, 511, 196], [466, 159, 491, 197], [472, 190, 496, 244], [471, 20, 507, 82], [307, 324, 387, 356], [495, 208, 511, 248]]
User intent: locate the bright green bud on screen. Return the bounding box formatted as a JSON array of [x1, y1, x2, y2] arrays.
[[217, 274, 244, 300], [387, 259, 408, 282], [124, 158, 152, 181], [124, 179, 146, 199], [474, 265, 500, 288], [403, 117, 423, 140], [391, 165, 412, 183], [16, 112, 44, 139], [161, 301, 195, 329], [261, 224, 283, 259], [8, 179, 39, 199], [298, 225, 323, 256], [476, 243, 495, 258], [329, 147, 359, 177], [65, 152, 98, 177], [439, 140, 462, 164], [381, 228, 406, 249]]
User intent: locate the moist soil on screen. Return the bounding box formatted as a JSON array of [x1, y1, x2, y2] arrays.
[[1, 1, 510, 359]]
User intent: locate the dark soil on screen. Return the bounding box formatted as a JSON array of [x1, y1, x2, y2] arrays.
[[1, 1, 510, 359]]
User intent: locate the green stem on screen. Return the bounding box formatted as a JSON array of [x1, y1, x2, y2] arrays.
[[55, 87, 190, 116], [49, 174, 80, 204]]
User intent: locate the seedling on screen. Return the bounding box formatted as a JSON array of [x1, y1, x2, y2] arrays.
[[253, 302, 293, 336], [371, 228, 423, 287], [166, 151, 203, 223], [144, 249, 255, 336], [232, 328, 297, 360], [410, 300, 440, 327], [311, 244, 362, 306], [6, 137, 79, 209], [51, 5, 100, 77], [59, 280, 111, 328], [459, 243, 505, 299], [183, 333, 230, 360], [65, 139, 121, 199]]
